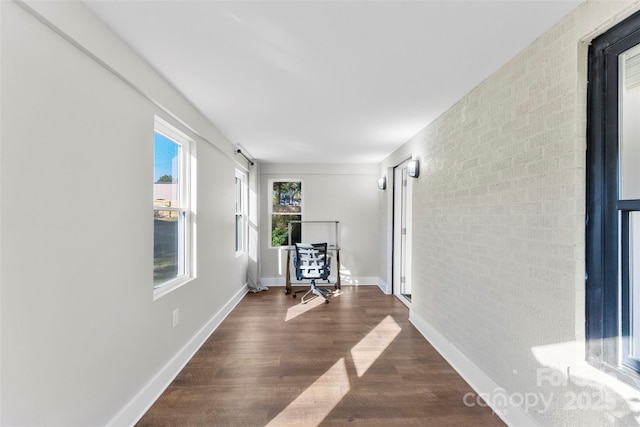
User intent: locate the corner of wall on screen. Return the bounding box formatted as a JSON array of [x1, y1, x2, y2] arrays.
[[107, 284, 248, 427], [377, 278, 390, 294], [409, 310, 540, 427]]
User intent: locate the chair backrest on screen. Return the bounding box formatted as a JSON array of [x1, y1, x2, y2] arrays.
[[294, 243, 328, 280]]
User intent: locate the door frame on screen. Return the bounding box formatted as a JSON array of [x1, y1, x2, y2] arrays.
[[392, 158, 413, 307]]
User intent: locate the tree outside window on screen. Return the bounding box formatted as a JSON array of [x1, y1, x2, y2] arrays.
[[271, 181, 302, 246]]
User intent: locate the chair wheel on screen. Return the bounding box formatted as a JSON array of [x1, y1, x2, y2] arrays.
[[325, 300, 329, 304], [292, 294, 296, 298]]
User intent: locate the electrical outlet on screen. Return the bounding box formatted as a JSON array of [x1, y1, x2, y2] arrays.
[[172, 308, 179, 328]]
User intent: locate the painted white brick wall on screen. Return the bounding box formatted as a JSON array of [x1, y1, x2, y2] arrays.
[[380, 2, 640, 425]]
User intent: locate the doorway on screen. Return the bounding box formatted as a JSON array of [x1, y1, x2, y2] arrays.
[[393, 159, 413, 306]]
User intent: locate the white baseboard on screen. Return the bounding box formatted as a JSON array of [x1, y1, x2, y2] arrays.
[[260, 276, 380, 287], [339, 276, 380, 286], [377, 278, 390, 294], [409, 310, 539, 427], [107, 284, 249, 427]]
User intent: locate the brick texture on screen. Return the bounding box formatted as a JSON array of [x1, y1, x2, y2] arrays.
[[380, 2, 640, 425]]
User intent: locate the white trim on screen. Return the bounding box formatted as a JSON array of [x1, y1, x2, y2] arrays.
[[408, 310, 540, 427], [259, 277, 286, 286], [235, 169, 248, 254], [152, 276, 195, 301], [377, 278, 391, 294], [260, 277, 380, 287], [396, 293, 411, 309], [108, 284, 249, 427], [338, 276, 380, 286], [155, 116, 191, 145], [153, 116, 196, 299]]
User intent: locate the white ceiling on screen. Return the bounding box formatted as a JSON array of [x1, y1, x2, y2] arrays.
[[83, 0, 582, 164]]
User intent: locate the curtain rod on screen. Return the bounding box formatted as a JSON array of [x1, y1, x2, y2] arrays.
[[235, 149, 255, 166]]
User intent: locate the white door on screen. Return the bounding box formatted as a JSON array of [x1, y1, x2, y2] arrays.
[[393, 159, 413, 306]]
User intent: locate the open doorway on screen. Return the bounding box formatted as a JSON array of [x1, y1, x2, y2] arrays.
[[393, 159, 413, 307]]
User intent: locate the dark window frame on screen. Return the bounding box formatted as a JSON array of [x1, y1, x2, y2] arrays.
[[586, 10, 640, 383], [269, 180, 303, 248]]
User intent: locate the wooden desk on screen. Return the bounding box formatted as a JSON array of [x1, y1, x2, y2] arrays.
[[285, 247, 341, 294]]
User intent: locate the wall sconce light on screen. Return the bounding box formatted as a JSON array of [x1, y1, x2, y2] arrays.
[[408, 159, 420, 178], [378, 176, 387, 190]]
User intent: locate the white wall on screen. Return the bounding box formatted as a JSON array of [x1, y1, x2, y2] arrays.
[[379, 1, 640, 426], [259, 163, 380, 286], [0, 1, 250, 425]]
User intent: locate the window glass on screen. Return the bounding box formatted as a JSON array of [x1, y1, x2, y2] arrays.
[[153, 133, 179, 204], [619, 44, 640, 200], [620, 44, 640, 369], [153, 209, 181, 284], [153, 117, 192, 292], [271, 181, 302, 246], [586, 11, 640, 383], [235, 171, 247, 253], [629, 212, 640, 359]]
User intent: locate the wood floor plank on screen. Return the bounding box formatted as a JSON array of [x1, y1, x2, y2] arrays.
[[136, 286, 505, 426]]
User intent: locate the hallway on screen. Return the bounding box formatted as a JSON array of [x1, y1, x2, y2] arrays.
[[137, 286, 504, 426]]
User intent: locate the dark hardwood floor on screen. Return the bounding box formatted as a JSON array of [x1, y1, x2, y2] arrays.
[[136, 286, 505, 426]]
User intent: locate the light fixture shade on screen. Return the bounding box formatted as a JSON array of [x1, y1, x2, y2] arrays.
[[408, 159, 420, 178], [378, 176, 387, 190]]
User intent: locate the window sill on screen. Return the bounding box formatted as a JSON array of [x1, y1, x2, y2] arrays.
[[153, 275, 195, 300]]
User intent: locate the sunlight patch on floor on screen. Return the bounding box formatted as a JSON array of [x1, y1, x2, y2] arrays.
[[350, 315, 402, 377], [269, 314, 402, 425], [285, 296, 326, 322], [265, 358, 350, 427], [285, 287, 344, 321]]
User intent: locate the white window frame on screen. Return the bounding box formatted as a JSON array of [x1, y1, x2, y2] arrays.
[[269, 178, 303, 248], [153, 116, 195, 299], [235, 169, 248, 254]]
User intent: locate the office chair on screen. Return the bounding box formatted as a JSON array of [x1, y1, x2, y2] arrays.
[[292, 243, 332, 304]]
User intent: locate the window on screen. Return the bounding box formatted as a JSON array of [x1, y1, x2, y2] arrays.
[[586, 10, 640, 382], [235, 169, 248, 253], [270, 180, 302, 247], [153, 117, 194, 295]]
